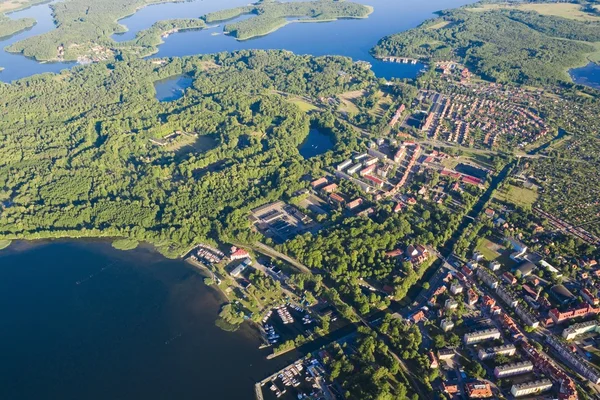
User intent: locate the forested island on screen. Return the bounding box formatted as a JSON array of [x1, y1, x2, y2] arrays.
[[205, 0, 373, 41]]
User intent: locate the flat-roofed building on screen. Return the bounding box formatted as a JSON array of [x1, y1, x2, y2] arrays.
[[337, 159, 353, 171], [494, 361, 534, 378], [478, 344, 516, 360], [441, 318, 454, 332], [347, 163, 363, 175], [563, 320, 600, 341], [511, 380, 553, 397], [464, 328, 501, 345]]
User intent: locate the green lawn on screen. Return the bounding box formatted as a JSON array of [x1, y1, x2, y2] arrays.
[[476, 237, 501, 261], [494, 184, 538, 208]]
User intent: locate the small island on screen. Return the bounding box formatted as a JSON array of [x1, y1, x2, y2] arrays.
[[204, 0, 373, 41]]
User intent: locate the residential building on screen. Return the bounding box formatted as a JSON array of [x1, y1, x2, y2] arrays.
[[428, 351, 439, 369], [346, 198, 363, 211], [582, 288, 599, 306], [511, 380, 553, 397], [489, 260, 502, 271], [477, 344, 516, 360], [441, 318, 455, 332], [465, 382, 493, 398], [515, 305, 540, 329], [467, 289, 479, 306], [563, 320, 600, 340], [496, 285, 518, 308], [464, 328, 501, 345], [450, 282, 463, 295], [548, 303, 599, 325], [310, 177, 328, 189], [336, 160, 352, 171], [438, 348, 455, 360], [321, 183, 338, 194], [230, 247, 250, 261], [502, 272, 517, 285], [477, 267, 498, 289], [547, 336, 600, 384], [347, 163, 363, 175], [494, 361, 534, 378], [445, 299, 458, 310]]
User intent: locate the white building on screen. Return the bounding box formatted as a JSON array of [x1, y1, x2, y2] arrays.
[[445, 299, 458, 310], [450, 282, 463, 295], [478, 344, 516, 360], [563, 320, 600, 341], [464, 328, 501, 345], [494, 361, 534, 378], [511, 380, 553, 397], [441, 318, 455, 332]]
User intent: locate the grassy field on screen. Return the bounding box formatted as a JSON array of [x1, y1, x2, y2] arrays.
[[426, 20, 451, 30], [476, 237, 502, 261], [338, 90, 363, 114], [369, 91, 393, 118], [494, 184, 538, 208], [468, 3, 600, 22], [288, 97, 318, 112]]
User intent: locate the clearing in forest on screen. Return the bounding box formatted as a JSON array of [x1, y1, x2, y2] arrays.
[[338, 90, 364, 114]]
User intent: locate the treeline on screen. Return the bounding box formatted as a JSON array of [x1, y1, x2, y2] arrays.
[[0, 50, 374, 257], [372, 8, 600, 84]]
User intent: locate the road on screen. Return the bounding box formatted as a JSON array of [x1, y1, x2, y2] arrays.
[[252, 242, 313, 275]]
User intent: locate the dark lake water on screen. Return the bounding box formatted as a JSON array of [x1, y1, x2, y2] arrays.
[[571, 62, 600, 90], [0, 241, 297, 400], [298, 128, 334, 159], [154, 74, 194, 102], [0, 0, 478, 82]]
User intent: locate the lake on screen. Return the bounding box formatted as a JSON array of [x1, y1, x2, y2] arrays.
[[0, 0, 478, 82], [154, 74, 194, 102], [570, 62, 600, 90], [298, 129, 334, 159], [0, 241, 298, 400]]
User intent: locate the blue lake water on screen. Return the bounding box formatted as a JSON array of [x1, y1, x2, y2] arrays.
[[0, 241, 297, 400], [154, 74, 194, 101], [571, 62, 600, 90], [298, 129, 335, 159], [0, 0, 478, 83]]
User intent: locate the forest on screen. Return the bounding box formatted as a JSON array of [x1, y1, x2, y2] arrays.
[[372, 7, 600, 84], [0, 50, 373, 257], [0, 14, 35, 39], [205, 0, 372, 41]]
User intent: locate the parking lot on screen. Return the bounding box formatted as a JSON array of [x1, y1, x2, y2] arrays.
[[249, 201, 322, 243]]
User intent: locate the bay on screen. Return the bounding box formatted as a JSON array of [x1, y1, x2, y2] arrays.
[[0, 241, 296, 400]]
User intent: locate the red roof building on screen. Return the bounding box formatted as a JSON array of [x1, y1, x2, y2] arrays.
[[466, 382, 493, 398], [230, 247, 250, 261]]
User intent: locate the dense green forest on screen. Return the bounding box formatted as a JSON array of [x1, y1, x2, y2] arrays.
[[372, 7, 600, 84], [205, 0, 372, 40], [0, 50, 373, 257], [0, 15, 35, 39]]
